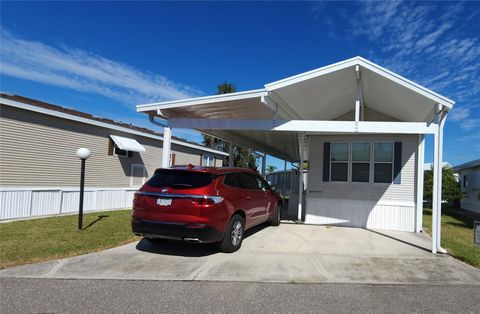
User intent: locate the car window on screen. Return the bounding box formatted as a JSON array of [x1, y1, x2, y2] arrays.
[[238, 173, 261, 190], [223, 173, 241, 188], [250, 174, 271, 191], [146, 169, 214, 189], [223, 173, 265, 190]]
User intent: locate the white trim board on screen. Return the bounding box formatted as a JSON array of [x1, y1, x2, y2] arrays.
[[0, 98, 229, 156], [167, 118, 437, 134], [137, 89, 268, 112]]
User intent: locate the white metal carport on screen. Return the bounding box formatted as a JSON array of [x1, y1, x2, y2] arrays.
[[136, 56, 454, 254]]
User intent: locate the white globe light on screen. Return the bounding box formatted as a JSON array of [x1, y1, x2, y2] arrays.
[[76, 148, 91, 160]]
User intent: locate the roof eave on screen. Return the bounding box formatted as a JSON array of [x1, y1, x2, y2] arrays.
[[136, 88, 268, 113]]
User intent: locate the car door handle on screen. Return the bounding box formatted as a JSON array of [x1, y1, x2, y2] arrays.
[[245, 196, 251, 200]]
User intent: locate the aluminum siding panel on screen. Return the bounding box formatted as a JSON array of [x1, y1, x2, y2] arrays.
[[306, 134, 417, 232]]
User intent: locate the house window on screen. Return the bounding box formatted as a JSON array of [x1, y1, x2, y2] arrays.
[[108, 138, 132, 157], [463, 175, 469, 188], [115, 147, 133, 158], [330, 142, 349, 182], [202, 154, 215, 167], [130, 164, 146, 187], [352, 142, 371, 182], [374, 142, 393, 183]]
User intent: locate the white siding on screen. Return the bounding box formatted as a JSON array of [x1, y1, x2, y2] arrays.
[[458, 166, 480, 213], [0, 105, 225, 187], [305, 134, 417, 232], [0, 187, 136, 220]]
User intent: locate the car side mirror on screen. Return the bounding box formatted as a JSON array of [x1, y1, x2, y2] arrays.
[[271, 185, 277, 192]]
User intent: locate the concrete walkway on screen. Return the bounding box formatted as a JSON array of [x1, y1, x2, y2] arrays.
[[1, 223, 479, 285]]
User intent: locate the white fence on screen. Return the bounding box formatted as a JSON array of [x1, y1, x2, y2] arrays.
[[0, 187, 138, 220]]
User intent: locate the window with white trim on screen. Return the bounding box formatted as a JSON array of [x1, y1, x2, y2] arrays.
[[352, 142, 371, 182], [330, 142, 349, 182], [202, 154, 215, 167], [328, 141, 396, 184], [373, 142, 393, 183], [130, 164, 146, 187]]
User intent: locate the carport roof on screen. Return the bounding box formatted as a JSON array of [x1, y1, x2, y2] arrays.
[[137, 56, 455, 161]]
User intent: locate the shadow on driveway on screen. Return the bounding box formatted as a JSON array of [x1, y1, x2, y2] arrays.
[[135, 222, 271, 257]]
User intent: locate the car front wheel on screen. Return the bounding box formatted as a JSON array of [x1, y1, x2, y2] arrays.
[[219, 214, 244, 253], [270, 204, 281, 226]]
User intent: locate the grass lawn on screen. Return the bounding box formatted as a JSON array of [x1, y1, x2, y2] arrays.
[[0, 209, 139, 269], [423, 207, 480, 268]]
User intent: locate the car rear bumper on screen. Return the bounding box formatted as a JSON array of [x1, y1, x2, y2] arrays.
[[132, 218, 224, 243]]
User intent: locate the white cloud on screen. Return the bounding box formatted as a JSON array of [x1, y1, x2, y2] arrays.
[[449, 107, 470, 122], [459, 119, 480, 131], [0, 30, 202, 105], [339, 1, 480, 130]]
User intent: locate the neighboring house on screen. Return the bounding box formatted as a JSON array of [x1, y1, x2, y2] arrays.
[[0, 93, 228, 220], [136, 55, 454, 255], [454, 159, 480, 214]]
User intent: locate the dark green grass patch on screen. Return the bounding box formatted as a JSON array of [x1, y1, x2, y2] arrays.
[[423, 208, 480, 268], [0, 210, 139, 269]]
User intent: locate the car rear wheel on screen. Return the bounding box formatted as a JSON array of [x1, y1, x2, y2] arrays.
[[219, 214, 244, 253], [270, 204, 281, 226]]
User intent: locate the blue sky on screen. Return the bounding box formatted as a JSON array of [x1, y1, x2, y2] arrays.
[[1, 1, 479, 170]]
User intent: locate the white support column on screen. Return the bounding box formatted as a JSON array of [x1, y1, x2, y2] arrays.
[[431, 112, 439, 253], [436, 112, 448, 253], [431, 104, 447, 253], [355, 65, 361, 128], [161, 126, 172, 168], [297, 133, 305, 222], [416, 134, 425, 233], [228, 143, 234, 167]]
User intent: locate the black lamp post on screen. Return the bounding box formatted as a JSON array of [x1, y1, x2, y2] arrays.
[[76, 148, 91, 230]]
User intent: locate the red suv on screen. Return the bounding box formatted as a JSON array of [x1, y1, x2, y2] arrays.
[[132, 166, 282, 252]]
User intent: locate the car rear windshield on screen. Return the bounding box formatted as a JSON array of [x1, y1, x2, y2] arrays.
[[146, 169, 214, 189]]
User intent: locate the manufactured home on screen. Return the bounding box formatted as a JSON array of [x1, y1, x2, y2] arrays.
[[0, 93, 227, 220], [136, 57, 454, 253], [454, 159, 480, 213]]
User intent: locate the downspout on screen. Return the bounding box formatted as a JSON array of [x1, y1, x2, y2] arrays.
[[149, 113, 168, 127], [436, 109, 448, 254]]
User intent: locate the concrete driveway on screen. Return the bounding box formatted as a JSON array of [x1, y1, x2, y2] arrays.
[[1, 223, 479, 284]]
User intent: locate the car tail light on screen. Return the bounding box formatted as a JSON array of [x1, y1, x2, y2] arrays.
[[133, 192, 143, 209], [191, 196, 223, 207]]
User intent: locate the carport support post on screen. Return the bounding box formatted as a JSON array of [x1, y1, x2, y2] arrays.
[[431, 105, 447, 254], [297, 133, 305, 222], [436, 110, 448, 253], [415, 134, 425, 233], [162, 126, 172, 168]]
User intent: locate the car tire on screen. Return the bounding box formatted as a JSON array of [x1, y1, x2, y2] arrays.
[[270, 204, 281, 226], [219, 214, 244, 253]]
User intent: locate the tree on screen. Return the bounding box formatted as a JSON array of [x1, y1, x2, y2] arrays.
[[424, 167, 462, 206], [266, 165, 277, 174], [202, 82, 257, 170]]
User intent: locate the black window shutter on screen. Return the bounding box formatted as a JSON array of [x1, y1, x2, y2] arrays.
[[323, 142, 330, 182], [393, 142, 402, 184]]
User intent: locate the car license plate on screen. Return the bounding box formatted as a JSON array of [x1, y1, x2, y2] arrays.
[[156, 198, 172, 206]]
